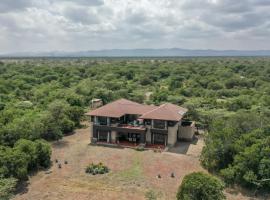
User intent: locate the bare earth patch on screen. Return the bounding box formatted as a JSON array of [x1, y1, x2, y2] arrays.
[[13, 126, 258, 200]]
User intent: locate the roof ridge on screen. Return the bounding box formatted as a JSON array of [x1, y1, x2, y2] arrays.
[[139, 104, 166, 117]]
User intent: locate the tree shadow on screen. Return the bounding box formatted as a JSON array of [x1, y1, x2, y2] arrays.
[[14, 164, 53, 196], [52, 140, 70, 149], [226, 186, 270, 200], [14, 180, 29, 196]]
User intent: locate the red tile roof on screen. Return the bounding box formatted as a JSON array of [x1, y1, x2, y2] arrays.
[[86, 98, 188, 121], [85, 98, 157, 118], [139, 103, 188, 121]]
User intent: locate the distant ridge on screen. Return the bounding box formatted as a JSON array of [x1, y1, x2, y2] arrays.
[[1, 48, 270, 57]]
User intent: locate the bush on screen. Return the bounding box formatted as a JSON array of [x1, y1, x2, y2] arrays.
[[0, 177, 18, 200], [145, 190, 158, 200], [85, 162, 109, 175], [135, 146, 145, 151], [176, 172, 225, 200]]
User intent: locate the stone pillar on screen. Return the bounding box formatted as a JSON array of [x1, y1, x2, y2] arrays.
[[146, 126, 151, 144], [111, 131, 117, 143]]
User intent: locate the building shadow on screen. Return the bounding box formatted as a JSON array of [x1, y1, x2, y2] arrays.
[[167, 136, 199, 155]]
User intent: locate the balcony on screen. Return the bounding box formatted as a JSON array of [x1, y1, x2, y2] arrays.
[[93, 123, 146, 134]]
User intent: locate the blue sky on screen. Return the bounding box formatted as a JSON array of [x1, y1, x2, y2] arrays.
[[0, 0, 270, 53]]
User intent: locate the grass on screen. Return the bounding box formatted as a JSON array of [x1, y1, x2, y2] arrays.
[[114, 151, 143, 181]]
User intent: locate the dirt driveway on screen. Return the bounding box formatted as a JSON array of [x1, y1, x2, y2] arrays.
[[13, 126, 255, 200]]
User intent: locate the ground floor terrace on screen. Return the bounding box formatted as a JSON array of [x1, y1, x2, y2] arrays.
[[92, 124, 169, 148], [13, 125, 254, 200]]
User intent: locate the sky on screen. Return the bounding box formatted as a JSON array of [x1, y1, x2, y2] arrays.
[[0, 0, 270, 53]]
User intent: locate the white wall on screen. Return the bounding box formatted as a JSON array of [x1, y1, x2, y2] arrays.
[[167, 121, 179, 146], [178, 122, 195, 141], [111, 131, 117, 143], [90, 121, 93, 139]]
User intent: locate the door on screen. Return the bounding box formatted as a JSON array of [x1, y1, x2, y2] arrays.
[[152, 133, 166, 145], [98, 131, 108, 142]]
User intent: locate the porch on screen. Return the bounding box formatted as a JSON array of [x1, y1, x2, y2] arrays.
[[92, 124, 147, 145]]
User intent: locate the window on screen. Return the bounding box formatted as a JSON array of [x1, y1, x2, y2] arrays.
[[97, 117, 107, 125], [168, 121, 177, 127], [90, 116, 95, 122], [110, 118, 118, 124], [144, 119, 151, 125], [153, 120, 166, 129]]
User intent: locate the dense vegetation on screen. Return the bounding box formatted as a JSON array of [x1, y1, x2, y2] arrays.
[[176, 172, 225, 200], [0, 57, 270, 196], [201, 111, 270, 191]]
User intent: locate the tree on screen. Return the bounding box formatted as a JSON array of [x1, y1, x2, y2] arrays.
[[0, 146, 28, 179], [35, 139, 51, 168], [176, 172, 225, 200], [201, 111, 270, 190], [14, 139, 38, 170]]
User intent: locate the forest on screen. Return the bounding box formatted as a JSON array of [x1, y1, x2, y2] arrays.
[[0, 57, 270, 198]]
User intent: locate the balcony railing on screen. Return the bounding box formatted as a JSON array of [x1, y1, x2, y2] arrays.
[[93, 123, 146, 134]]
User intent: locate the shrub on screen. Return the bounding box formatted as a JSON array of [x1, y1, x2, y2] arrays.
[[85, 162, 109, 175], [176, 172, 225, 200], [135, 146, 145, 151], [0, 177, 18, 200], [145, 190, 158, 200]]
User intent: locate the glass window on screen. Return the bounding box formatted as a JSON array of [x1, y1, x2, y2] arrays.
[[97, 117, 107, 125], [153, 120, 166, 129]]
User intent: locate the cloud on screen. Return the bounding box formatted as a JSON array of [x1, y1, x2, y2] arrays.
[[63, 6, 101, 24], [0, 0, 33, 12], [57, 0, 104, 6], [0, 0, 269, 53]]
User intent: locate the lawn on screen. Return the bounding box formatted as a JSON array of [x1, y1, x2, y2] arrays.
[[13, 126, 254, 200]]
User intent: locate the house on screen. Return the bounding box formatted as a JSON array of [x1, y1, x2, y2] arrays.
[[86, 98, 195, 148]]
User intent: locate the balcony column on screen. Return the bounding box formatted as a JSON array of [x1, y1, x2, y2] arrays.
[[165, 121, 167, 129], [94, 116, 98, 124], [151, 120, 154, 128], [107, 117, 110, 126]]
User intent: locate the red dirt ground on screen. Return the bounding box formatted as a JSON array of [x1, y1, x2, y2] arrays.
[[13, 126, 264, 200]]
